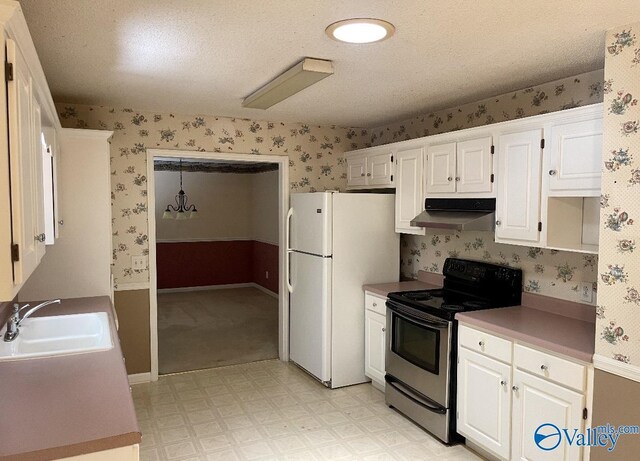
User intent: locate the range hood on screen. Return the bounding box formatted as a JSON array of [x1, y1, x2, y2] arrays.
[[410, 198, 496, 231]]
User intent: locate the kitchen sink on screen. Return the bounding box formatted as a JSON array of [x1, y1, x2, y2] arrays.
[[0, 312, 113, 361]]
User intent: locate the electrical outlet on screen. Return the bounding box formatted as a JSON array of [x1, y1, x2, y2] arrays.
[[579, 282, 594, 304], [265, 271, 269, 279], [132, 255, 147, 271]]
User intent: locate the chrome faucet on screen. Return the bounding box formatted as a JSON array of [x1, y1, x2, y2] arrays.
[[3, 299, 61, 342]]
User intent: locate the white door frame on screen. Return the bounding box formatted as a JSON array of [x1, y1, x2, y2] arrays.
[[146, 149, 290, 381]]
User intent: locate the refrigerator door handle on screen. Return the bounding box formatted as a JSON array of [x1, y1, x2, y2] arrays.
[[286, 207, 294, 293]]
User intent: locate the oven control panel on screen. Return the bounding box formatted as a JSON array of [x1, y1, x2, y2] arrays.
[[443, 258, 521, 286]]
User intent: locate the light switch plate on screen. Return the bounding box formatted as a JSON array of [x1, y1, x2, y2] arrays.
[[579, 282, 594, 304], [132, 255, 147, 271]]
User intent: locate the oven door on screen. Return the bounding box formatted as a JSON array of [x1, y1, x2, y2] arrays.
[[385, 300, 452, 407]]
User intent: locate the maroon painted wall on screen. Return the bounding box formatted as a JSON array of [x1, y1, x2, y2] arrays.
[[252, 240, 279, 293], [156, 240, 279, 293]]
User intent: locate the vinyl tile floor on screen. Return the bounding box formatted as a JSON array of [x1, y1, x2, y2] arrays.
[[133, 359, 482, 461], [158, 287, 278, 374]]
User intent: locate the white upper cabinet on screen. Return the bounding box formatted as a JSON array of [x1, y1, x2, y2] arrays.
[[457, 137, 493, 193], [1, 5, 61, 301], [346, 154, 367, 187], [425, 142, 456, 194], [368, 151, 394, 186], [546, 116, 603, 196], [395, 147, 425, 235], [346, 148, 394, 189], [495, 129, 543, 246], [6, 39, 44, 288], [425, 137, 494, 197]]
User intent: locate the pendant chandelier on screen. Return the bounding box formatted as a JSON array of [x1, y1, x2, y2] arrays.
[[162, 159, 198, 220]]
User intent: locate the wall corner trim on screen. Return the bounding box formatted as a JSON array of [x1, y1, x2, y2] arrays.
[[128, 372, 151, 385], [593, 354, 640, 384]]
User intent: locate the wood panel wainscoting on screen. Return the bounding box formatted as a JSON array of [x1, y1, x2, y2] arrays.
[[156, 240, 279, 294]]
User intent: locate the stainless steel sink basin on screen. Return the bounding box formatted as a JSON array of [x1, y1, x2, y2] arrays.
[[0, 312, 113, 361]]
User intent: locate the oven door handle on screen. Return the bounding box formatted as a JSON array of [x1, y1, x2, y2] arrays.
[[386, 301, 449, 329], [385, 375, 447, 415]]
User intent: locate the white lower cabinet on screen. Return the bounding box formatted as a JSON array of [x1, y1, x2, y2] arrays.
[[457, 324, 590, 461], [458, 347, 511, 460], [364, 292, 387, 388], [512, 369, 584, 461]]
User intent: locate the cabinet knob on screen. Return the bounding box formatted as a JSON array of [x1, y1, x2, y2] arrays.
[[367, 173, 371, 177], [512, 385, 519, 392], [500, 380, 506, 386], [455, 177, 460, 182], [382, 327, 386, 332], [58, 220, 64, 226], [447, 176, 453, 182], [478, 340, 485, 347], [540, 364, 548, 371], [373, 302, 377, 307], [35, 233, 46, 242], [549, 169, 557, 176], [360, 173, 365, 177], [495, 220, 502, 226]]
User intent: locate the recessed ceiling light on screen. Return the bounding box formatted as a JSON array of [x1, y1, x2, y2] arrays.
[[326, 18, 395, 44]]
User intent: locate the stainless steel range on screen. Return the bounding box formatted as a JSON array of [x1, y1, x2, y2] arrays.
[[385, 258, 522, 444]]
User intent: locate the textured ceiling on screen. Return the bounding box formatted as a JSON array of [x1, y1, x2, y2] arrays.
[[18, 0, 640, 127]]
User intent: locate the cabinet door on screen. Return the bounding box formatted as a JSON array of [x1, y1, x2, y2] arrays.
[[548, 117, 602, 196], [365, 309, 386, 385], [346, 154, 367, 187], [425, 142, 456, 194], [395, 147, 426, 235], [368, 151, 394, 186], [495, 130, 542, 245], [457, 347, 511, 460], [32, 98, 46, 262], [7, 40, 40, 285], [457, 137, 493, 194], [511, 369, 584, 461]]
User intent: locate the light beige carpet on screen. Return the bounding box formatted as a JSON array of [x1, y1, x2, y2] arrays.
[[158, 287, 278, 374]]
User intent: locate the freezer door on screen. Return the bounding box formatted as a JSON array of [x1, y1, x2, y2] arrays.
[[289, 192, 332, 256], [289, 251, 332, 383]]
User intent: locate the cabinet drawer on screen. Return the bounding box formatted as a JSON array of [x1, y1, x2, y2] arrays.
[[459, 325, 512, 363], [365, 292, 386, 316], [514, 344, 586, 392]]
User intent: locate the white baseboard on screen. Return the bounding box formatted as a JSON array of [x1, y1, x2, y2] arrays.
[[593, 354, 640, 383], [157, 283, 253, 294], [251, 283, 278, 298], [128, 372, 151, 385], [157, 282, 278, 297]]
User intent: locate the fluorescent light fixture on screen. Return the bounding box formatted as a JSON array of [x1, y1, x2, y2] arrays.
[[242, 58, 333, 109], [326, 18, 395, 44]]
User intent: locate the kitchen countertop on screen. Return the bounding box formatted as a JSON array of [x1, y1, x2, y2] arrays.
[[456, 292, 596, 363], [0, 296, 141, 460], [363, 270, 443, 297]]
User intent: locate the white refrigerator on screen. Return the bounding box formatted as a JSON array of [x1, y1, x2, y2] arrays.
[[287, 192, 399, 388]]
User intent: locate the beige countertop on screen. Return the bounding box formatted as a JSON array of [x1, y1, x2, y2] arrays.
[[363, 270, 444, 297], [456, 293, 596, 363], [0, 296, 141, 460]]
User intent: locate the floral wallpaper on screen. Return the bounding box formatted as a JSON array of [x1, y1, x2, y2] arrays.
[[370, 70, 605, 304], [55, 104, 367, 287], [595, 24, 640, 367], [368, 69, 605, 147], [402, 232, 598, 303]]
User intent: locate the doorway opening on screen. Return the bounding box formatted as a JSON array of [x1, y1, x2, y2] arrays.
[[147, 150, 289, 380]]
